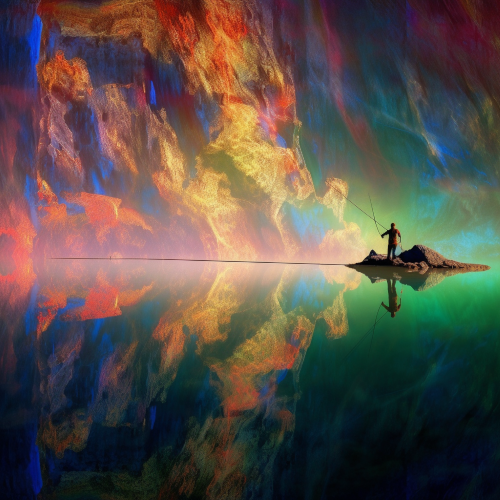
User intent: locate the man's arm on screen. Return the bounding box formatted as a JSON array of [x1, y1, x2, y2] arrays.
[[398, 230, 401, 242], [381, 302, 390, 311], [381, 230, 389, 238]]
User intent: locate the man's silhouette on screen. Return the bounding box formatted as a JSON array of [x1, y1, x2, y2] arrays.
[[381, 279, 401, 318], [381, 222, 401, 261]]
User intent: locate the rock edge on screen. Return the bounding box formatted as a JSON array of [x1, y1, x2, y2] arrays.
[[348, 244, 490, 272]]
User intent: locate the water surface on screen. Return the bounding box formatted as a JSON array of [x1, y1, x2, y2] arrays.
[[1, 260, 499, 499]]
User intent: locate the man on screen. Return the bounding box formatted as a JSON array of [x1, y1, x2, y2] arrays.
[[381, 222, 401, 261], [381, 278, 402, 318]]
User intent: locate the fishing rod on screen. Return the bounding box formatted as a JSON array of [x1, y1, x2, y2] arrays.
[[368, 192, 404, 251], [329, 185, 389, 232], [369, 194, 383, 236]]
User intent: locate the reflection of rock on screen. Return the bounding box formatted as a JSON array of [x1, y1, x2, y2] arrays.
[[350, 245, 490, 272], [351, 265, 480, 292], [38, 325, 91, 458], [320, 264, 362, 291], [323, 293, 349, 338]]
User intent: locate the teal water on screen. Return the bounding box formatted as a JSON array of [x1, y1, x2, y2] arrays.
[[0, 260, 499, 499], [301, 264, 500, 499]]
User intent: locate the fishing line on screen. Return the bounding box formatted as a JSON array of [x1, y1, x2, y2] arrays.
[[341, 308, 389, 364], [368, 302, 383, 356], [350, 302, 384, 381], [49, 257, 348, 266], [51, 188, 390, 265]]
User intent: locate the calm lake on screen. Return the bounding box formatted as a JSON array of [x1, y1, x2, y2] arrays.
[[1, 259, 499, 499]]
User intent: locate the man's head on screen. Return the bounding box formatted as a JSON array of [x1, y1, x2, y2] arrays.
[[391, 312, 396, 318], [391, 222, 395, 228]]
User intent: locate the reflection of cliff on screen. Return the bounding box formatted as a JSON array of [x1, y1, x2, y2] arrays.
[[24, 261, 361, 498], [0, 205, 37, 426], [157, 266, 359, 499]]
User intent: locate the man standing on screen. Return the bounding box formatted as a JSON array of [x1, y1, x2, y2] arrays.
[[381, 223, 401, 261]]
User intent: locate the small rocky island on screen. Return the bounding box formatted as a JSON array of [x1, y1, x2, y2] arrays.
[[348, 245, 490, 272]]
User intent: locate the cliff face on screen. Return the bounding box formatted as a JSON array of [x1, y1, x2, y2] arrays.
[[350, 245, 490, 272]]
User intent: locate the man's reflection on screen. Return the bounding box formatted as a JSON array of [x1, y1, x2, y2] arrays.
[[381, 278, 401, 318]]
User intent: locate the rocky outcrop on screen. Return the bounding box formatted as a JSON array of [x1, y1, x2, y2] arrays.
[[349, 245, 490, 272]]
